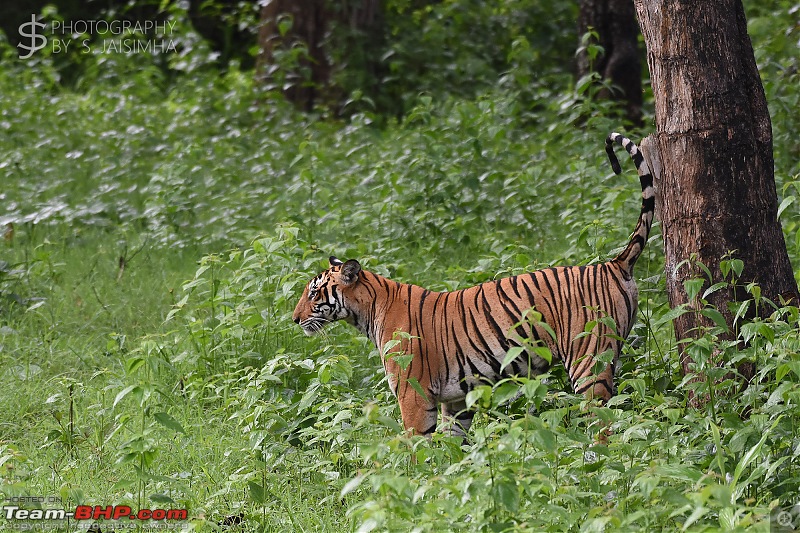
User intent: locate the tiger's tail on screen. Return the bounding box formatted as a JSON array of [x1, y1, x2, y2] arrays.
[[605, 132, 655, 276]]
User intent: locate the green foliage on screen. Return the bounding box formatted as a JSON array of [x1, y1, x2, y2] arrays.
[[0, 1, 799, 531]]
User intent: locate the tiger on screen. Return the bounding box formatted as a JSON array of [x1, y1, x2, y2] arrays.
[[292, 133, 654, 438]]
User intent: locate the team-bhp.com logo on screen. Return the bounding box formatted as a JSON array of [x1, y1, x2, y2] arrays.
[[17, 14, 177, 59], [2, 496, 188, 530]]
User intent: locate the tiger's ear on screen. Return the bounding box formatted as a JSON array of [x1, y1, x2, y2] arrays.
[[340, 259, 362, 286], [329, 256, 343, 267]]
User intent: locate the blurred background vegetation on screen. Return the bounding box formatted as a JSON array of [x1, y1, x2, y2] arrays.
[[0, 0, 627, 118]]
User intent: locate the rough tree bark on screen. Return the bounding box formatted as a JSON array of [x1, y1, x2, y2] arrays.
[[577, 0, 643, 124], [633, 0, 799, 389]]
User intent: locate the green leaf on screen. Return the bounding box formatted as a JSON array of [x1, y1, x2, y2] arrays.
[[653, 304, 690, 328], [113, 385, 138, 408], [621, 378, 646, 399], [682, 506, 710, 531], [683, 278, 705, 302], [318, 365, 331, 384], [575, 73, 596, 95], [25, 300, 46, 312], [538, 321, 557, 342], [523, 378, 547, 403], [702, 282, 728, 299], [277, 16, 293, 37], [700, 308, 729, 330], [776, 362, 800, 381], [490, 478, 519, 513], [777, 196, 795, 220], [298, 381, 320, 411], [340, 475, 366, 498], [500, 346, 525, 372], [730, 259, 744, 277], [382, 338, 402, 355], [741, 321, 775, 344], [405, 377, 429, 403], [710, 421, 727, 478], [125, 356, 146, 375], [492, 381, 520, 407], [153, 412, 186, 434], [655, 464, 703, 483], [389, 353, 414, 370], [730, 415, 781, 498], [533, 429, 557, 452], [465, 386, 492, 410], [731, 299, 751, 325], [149, 493, 175, 504], [248, 481, 266, 503], [757, 322, 775, 344]]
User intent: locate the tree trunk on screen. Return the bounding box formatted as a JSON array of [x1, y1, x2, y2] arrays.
[[577, 0, 643, 124], [633, 0, 799, 392]]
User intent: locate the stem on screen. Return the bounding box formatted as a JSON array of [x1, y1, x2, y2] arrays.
[[68, 384, 75, 458], [706, 373, 717, 425]]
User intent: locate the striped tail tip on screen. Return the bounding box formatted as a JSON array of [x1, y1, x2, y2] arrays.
[[605, 133, 623, 175], [604, 132, 654, 276]]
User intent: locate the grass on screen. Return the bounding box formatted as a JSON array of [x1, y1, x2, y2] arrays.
[[1, 2, 800, 531]]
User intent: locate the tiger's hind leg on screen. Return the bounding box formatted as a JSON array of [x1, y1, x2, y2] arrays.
[[568, 340, 620, 404], [582, 361, 615, 444], [576, 357, 616, 404], [441, 400, 474, 440], [569, 345, 620, 444]]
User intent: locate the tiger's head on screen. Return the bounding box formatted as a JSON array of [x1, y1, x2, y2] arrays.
[[292, 256, 363, 335]]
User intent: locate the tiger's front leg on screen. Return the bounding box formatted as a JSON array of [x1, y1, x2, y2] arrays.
[[397, 389, 439, 437]]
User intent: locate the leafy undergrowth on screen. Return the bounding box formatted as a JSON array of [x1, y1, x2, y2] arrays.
[[127, 229, 800, 532], [0, 1, 799, 532]]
